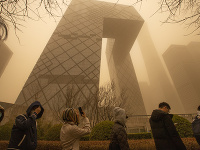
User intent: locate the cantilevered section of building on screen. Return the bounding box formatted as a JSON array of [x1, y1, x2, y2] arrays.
[[15, 0, 146, 115]]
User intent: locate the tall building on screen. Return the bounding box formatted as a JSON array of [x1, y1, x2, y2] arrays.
[[15, 0, 146, 115], [163, 42, 200, 113], [0, 41, 13, 78], [137, 24, 185, 114]]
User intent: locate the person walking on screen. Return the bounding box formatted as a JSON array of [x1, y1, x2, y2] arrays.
[[7, 101, 44, 150], [60, 108, 91, 150], [109, 107, 130, 150], [0, 105, 4, 123], [192, 105, 200, 145], [149, 102, 186, 150]]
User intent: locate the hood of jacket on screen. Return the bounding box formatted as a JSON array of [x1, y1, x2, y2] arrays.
[[113, 107, 126, 126], [150, 109, 173, 122], [26, 101, 44, 119]]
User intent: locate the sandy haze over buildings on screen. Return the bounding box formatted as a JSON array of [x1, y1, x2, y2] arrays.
[[0, 0, 200, 114]]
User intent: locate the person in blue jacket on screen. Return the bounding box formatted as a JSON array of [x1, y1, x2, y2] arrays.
[[7, 101, 44, 150]]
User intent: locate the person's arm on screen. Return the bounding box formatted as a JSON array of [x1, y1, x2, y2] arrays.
[[116, 127, 130, 150], [15, 114, 37, 130], [164, 115, 186, 150], [71, 112, 91, 139], [15, 107, 41, 130]]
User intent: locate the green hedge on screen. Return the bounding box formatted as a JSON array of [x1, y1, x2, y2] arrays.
[[0, 122, 13, 140], [127, 132, 152, 140], [172, 115, 193, 138], [0, 138, 200, 150], [44, 124, 62, 141], [90, 121, 114, 141]]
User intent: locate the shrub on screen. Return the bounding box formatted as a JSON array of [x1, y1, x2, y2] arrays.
[[0, 121, 13, 140], [44, 124, 62, 141], [172, 115, 193, 138], [127, 132, 152, 140], [90, 120, 114, 141], [80, 135, 90, 141], [37, 119, 52, 140]]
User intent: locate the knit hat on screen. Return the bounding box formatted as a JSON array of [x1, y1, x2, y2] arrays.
[[113, 107, 127, 126], [62, 108, 79, 125]]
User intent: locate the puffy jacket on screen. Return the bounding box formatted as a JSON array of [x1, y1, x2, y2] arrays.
[[60, 117, 91, 150], [7, 101, 44, 150], [110, 121, 130, 150], [109, 107, 130, 150], [149, 109, 186, 150]]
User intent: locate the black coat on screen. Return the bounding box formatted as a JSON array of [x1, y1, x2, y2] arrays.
[[0, 105, 4, 122], [149, 109, 186, 150], [109, 121, 130, 150], [7, 101, 44, 150]]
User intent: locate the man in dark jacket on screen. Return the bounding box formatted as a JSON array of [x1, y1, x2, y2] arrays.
[[109, 107, 129, 150], [149, 102, 186, 150], [0, 105, 4, 123], [7, 101, 44, 150]]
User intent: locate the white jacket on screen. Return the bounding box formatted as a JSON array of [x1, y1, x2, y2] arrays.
[[60, 117, 91, 150]]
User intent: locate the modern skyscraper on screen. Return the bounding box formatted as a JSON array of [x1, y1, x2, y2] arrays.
[[15, 0, 146, 115], [0, 41, 13, 78], [163, 42, 200, 113], [137, 23, 185, 114]]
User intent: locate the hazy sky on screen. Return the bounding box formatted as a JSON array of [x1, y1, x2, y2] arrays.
[[0, 0, 200, 104]]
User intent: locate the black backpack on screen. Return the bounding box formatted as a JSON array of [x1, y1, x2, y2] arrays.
[[192, 117, 200, 135]]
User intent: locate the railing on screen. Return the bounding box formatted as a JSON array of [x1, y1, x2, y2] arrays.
[[126, 114, 197, 133]]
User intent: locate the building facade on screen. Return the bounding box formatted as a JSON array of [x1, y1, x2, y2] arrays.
[[137, 24, 185, 114], [163, 42, 200, 113], [15, 0, 146, 116], [0, 41, 13, 78]]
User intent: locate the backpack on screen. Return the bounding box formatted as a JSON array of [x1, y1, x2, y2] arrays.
[[192, 117, 200, 135]]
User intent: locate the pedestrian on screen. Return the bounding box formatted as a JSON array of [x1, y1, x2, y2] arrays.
[[149, 102, 186, 150], [0, 105, 4, 123], [192, 105, 200, 145], [60, 108, 91, 150], [109, 107, 130, 150], [7, 101, 44, 150]]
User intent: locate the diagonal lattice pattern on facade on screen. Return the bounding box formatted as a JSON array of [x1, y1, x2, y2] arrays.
[[15, 0, 146, 115]]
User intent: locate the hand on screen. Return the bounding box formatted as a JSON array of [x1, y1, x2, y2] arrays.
[[81, 111, 86, 118], [34, 106, 41, 114]]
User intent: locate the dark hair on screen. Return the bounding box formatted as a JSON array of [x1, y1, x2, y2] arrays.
[[32, 105, 39, 111], [159, 102, 171, 110], [198, 105, 200, 111]]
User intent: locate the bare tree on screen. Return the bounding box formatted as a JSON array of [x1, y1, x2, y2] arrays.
[[0, 0, 69, 40], [132, 0, 200, 35], [51, 84, 82, 122]]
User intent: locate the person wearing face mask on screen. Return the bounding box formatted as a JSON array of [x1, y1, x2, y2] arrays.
[[60, 108, 91, 150], [149, 102, 186, 150], [109, 107, 130, 150], [7, 101, 44, 150], [0, 105, 4, 123]]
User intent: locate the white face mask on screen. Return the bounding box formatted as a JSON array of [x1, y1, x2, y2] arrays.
[[197, 111, 200, 116]]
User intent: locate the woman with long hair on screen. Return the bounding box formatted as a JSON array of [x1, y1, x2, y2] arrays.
[[60, 108, 91, 150]]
